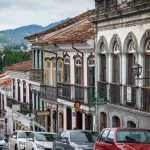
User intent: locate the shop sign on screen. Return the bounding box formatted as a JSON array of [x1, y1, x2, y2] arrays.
[[127, 86, 132, 103], [74, 101, 81, 109], [37, 110, 50, 116]]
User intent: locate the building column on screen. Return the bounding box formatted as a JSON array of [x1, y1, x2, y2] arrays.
[[50, 109, 53, 132], [35, 50, 38, 69], [16, 80, 18, 100], [72, 109, 76, 129], [63, 107, 67, 131], [36, 93, 38, 110], [82, 113, 85, 130], [20, 80, 23, 103], [45, 116, 48, 132], [26, 82, 29, 104]]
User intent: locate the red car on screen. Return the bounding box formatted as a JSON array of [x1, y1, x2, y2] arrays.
[[94, 128, 150, 150]]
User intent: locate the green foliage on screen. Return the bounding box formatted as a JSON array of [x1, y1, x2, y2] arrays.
[[0, 47, 31, 71]]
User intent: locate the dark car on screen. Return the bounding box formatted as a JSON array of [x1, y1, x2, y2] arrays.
[[52, 130, 98, 150], [94, 128, 150, 150]]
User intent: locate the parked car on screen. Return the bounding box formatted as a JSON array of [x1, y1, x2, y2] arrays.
[[8, 130, 32, 150], [52, 130, 98, 150], [25, 132, 57, 150], [94, 128, 150, 150], [0, 134, 8, 149]]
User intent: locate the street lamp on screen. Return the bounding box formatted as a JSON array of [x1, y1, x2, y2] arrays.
[[132, 62, 150, 80], [132, 63, 142, 79]]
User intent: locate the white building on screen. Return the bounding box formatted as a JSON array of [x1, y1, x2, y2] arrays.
[[25, 10, 96, 132], [92, 0, 150, 130]]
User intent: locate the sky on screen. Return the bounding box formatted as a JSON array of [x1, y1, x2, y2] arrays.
[[0, 0, 95, 31]]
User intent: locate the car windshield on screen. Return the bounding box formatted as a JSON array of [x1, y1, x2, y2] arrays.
[[35, 133, 57, 142], [18, 132, 30, 138], [70, 131, 94, 143], [117, 129, 150, 144]]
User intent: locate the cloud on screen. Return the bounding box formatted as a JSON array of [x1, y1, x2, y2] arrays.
[[0, 0, 95, 30]]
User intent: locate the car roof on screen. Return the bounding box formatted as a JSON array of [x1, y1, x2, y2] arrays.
[[102, 128, 150, 131], [35, 132, 56, 134]]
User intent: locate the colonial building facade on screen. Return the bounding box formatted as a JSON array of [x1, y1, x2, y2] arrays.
[[26, 10, 96, 132], [92, 0, 150, 131]]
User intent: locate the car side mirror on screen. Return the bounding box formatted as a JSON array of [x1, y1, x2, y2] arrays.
[[12, 135, 17, 139], [61, 137, 69, 143], [105, 138, 114, 144]]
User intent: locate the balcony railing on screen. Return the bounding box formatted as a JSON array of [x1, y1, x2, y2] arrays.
[[109, 83, 121, 105], [7, 97, 32, 115], [142, 87, 150, 112], [57, 83, 94, 104], [124, 85, 137, 108], [40, 84, 57, 102], [97, 81, 107, 103], [29, 69, 44, 83]]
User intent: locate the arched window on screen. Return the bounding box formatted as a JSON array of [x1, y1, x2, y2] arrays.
[[127, 38, 137, 85], [45, 59, 51, 85], [58, 60, 64, 83], [88, 56, 95, 86], [64, 57, 70, 83], [13, 79, 15, 99], [75, 58, 82, 84], [145, 39, 150, 86], [52, 60, 56, 85]]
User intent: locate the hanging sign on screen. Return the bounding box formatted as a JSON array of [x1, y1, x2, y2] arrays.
[[74, 101, 81, 109]]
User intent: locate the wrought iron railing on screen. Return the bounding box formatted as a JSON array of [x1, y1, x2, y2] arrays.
[[7, 97, 32, 115], [40, 84, 57, 102], [29, 69, 44, 83], [109, 83, 121, 105], [97, 81, 107, 102], [142, 87, 150, 112], [123, 85, 137, 108], [57, 83, 94, 104]]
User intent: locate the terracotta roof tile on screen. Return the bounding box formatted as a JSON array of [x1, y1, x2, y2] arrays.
[[5, 60, 32, 71], [25, 9, 95, 40], [0, 78, 11, 85], [34, 22, 94, 44]]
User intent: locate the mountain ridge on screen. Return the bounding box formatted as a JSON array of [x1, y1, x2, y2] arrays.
[[0, 18, 69, 49]]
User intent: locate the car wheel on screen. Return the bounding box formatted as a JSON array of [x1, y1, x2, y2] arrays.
[[15, 145, 18, 150]]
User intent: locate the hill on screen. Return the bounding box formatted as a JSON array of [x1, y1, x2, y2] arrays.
[[0, 18, 69, 50]]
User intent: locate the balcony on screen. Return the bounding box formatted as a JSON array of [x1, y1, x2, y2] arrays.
[[40, 84, 57, 102], [57, 83, 94, 104], [97, 81, 107, 103], [29, 69, 44, 83], [142, 87, 150, 112], [109, 83, 121, 105], [7, 97, 32, 115], [123, 85, 137, 108]]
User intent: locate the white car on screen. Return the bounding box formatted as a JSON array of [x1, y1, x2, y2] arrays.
[[8, 130, 32, 150], [25, 132, 57, 150], [0, 134, 8, 149]]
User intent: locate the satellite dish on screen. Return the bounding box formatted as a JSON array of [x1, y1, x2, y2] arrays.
[[26, 113, 35, 120]]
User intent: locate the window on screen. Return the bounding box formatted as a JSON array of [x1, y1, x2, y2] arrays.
[[146, 39, 150, 51], [128, 40, 136, 52], [107, 130, 114, 140], [52, 60, 56, 85], [100, 54, 106, 81], [58, 61, 63, 83], [64, 58, 70, 83], [88, 56, 95, 86], [75, 58, 82, 84], [101, 130, 109, 141]]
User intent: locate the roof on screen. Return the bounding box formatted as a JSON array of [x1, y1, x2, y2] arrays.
[[36, 22, 94, 44], [25, 9, 95, 40], [5, 60, 32, 72], [0, 78, 11, 85]]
